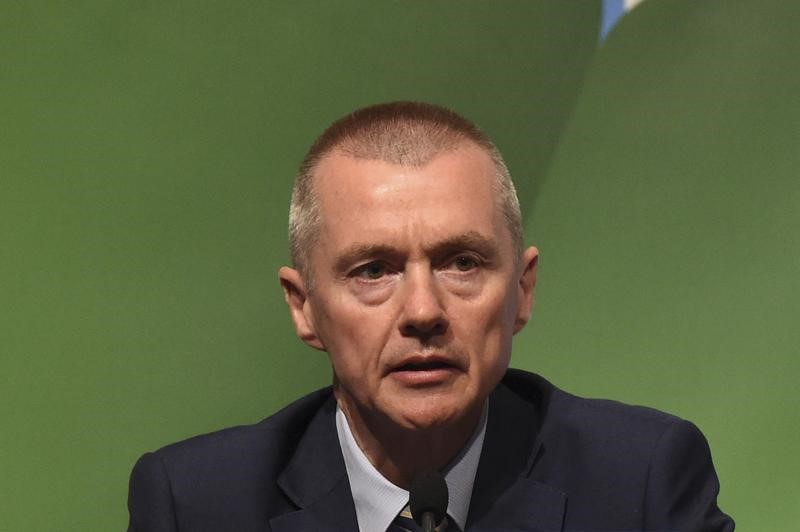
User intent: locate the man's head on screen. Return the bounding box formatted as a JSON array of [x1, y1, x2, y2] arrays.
[[279, 102, 538, 472], [288, 101, 524, 284]]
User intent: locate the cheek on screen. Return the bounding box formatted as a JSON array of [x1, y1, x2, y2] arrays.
[[313, 297, 395, 369], [457, 289, 517, 361], [472, 283, 519, 330]]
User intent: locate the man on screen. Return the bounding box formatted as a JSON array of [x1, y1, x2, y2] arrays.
[[128, 102, 734, 531]]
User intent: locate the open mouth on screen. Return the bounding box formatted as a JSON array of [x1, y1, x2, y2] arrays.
[[395, 360, 454, 372]]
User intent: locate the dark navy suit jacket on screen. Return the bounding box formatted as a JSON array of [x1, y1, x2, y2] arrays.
[[128, 369, 734, 531]]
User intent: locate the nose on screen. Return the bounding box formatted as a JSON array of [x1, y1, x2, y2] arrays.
[[398, 266, 448, 339]]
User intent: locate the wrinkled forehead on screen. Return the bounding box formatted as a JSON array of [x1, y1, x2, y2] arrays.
[[310, 146, 508, 251]]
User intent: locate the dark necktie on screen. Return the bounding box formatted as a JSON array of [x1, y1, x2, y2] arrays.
[[387, 506, 452, 532]]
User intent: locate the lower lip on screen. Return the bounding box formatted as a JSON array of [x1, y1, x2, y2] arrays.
[[389, 367, 458, 386]]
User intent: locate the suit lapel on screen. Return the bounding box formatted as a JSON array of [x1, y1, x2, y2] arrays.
[[468, 479, 566, 532], [272, 396, 359, 532], [467, 376, 566, 531]]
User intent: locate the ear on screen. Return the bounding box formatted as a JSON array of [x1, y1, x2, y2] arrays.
[[513, 246, 539, 334], [278, 266, 326, 351]]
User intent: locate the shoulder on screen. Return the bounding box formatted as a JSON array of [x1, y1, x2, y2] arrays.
[[151, 386, 333, 467], [502, 367, 688, 448], [499, 368, 707, 493], [129, 387, 334, 523], [498, 369, 732, 529]]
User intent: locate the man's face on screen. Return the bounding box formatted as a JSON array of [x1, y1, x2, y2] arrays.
[[281, 143, 538, 433]]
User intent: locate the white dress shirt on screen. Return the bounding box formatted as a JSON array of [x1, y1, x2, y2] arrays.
[[335, 402, 488, 532]]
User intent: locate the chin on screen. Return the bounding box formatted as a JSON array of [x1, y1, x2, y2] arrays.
[[391, 399, 476, 432]]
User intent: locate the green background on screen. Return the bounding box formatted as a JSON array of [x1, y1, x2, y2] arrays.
[[2, 1, 797, 529]]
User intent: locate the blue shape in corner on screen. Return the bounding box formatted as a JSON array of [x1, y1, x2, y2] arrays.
[[600, 0, 626, 40]]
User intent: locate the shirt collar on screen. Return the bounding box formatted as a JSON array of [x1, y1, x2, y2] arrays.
[[335, 402, 488, 532]]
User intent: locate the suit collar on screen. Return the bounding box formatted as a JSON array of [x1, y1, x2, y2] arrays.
[[273, 394, 359, 531]]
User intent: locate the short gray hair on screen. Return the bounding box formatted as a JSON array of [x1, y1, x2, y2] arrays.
[[289, 101, 523, 282]]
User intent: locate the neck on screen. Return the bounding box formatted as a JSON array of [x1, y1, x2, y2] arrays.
[[337, 398, 483, 488]]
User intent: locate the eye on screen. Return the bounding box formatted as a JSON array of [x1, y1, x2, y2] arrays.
[[354, 261, 388, 280], [450, 254, 480, 272]]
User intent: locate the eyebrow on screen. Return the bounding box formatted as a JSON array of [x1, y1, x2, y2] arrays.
[[333, 244, 402, 275], [429, 231, 499, 260], [333, 231, 500, 274]]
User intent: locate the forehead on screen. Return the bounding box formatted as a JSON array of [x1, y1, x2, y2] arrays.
[[310, 145, 507, 253]]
